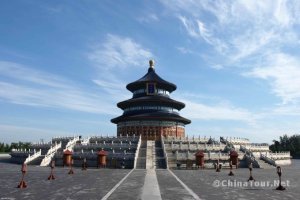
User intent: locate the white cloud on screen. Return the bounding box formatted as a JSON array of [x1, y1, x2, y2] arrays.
[[87, 34, 154, 104], [162, 0, 300, 105], [246, 53, 300, 104], [0, 124, 70, 143], [0, 61, 119, 115], [178, 97, 256, 124], [137, 14, 159, 23], [92, 79, 130, 100], [178, 16, 228, 53], [0, 61, 70, 89], [163, 0, 300, 63], [176, 47, 193, 54], [88, 34, 154, 70], [178, 16, 201, 38], [0, 35, 154, 118]]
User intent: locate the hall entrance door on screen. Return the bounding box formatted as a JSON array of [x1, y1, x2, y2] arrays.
[[141, 129, 161, 141]]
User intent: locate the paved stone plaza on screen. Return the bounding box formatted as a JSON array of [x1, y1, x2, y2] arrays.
[[0, 159, 299, 200]]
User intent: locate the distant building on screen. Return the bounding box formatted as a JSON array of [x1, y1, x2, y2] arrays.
[[111, 60, 191, 140]]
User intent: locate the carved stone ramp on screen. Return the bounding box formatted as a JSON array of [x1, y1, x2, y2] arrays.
[[141, 169, 162, 200]]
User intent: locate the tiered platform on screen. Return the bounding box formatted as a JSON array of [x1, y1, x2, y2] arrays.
[[54, 135, 140, 168], [9, 135, 291, 169]]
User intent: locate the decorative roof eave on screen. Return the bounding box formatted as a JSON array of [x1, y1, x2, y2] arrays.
[[126, 67, 177, 93], [117, 96, 185, 110], [111, 113, 191, 125]]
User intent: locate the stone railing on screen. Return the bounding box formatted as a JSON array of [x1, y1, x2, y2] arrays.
[[30, 143, 52, 148], [52, 136, 75, 140], [241, 146, 262, 168], [208, 152, 230, 160], [79, 151, 135, 157], [52, 136, 75, 144], [24, 149, 41, 164], [74, 144, 137, 152], [242, 144, 270, 152], [40, 142, 62, 166], [89, 139, 139, 144], [174, 151, 229, 161], [226, 137, 250, 145], [81, 136, 91, 145], [64, 136, 80, 151], [164, 136, 210, 143], [134, 135, 142, 169], [11, 149, 34, 153], [262, 152, 291, 160], [78, 142, 135, 147], [161, 135, 169, 169], [244, 153, 260, 168], [260, 154, 277, 166], [90, 135, 138, 140], [167, 143, 226, 151]]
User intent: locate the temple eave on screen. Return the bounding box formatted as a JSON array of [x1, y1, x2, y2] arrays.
[[117, 97, 185, 110], [111, 115, 191, 125]]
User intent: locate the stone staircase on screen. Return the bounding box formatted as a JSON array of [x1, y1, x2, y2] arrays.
[[24, 149, 42, 165], [257, 158, 275, 169], [136, 140, 147, 169], [135, 140, 167, 169], [155, 140, 166, 169], [241, 146, 275, 169], [146, 141, 155, 169], [27, 155, 44, 165], [40, 142, 62, 166]]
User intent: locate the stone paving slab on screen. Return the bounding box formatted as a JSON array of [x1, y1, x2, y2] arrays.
[[172, 161, 300, 200], [0, 161, 299, 200], [141, 169, 161, 200], [156, 170, 196, 200], [0, 162, 130, 200], [108, 169, 146, 200]]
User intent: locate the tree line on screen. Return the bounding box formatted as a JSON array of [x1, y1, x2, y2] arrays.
[[0, 142, 31, 153], [270, 134, 300, 158]]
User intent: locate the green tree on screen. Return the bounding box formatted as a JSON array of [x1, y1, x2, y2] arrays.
[[270, 134, 300, 158]]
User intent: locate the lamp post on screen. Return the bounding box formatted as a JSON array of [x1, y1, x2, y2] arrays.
[[228, 161, 234, 176], [48, 160, 55, 180], [216, 160, 221, 172], [276, 166, 286, 190], [248, 163, 255, 181], [17, 163, 27, 188], [82, 158, 87, 170], [68, 159, 74, 174]]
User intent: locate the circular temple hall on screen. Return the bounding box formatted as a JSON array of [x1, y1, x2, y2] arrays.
[[111, 60, 191, 140]]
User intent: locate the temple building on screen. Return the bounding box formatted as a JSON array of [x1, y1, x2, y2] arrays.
[[111, 60, 191, 140], [9, 60, 291, 169]]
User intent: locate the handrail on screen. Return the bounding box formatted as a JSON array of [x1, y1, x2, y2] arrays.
[[24, 149, 41, 164], [64, 136, 80, 151], [81, 136, 91, 145], [241, 145, 260, 167], [161, 135, 169, 169], [260, 154, 277, 167], [133, 135, 142, 169], [40, 142, 62, 166]]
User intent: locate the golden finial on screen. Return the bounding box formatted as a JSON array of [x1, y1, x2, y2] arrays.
[[149, 60, 154, 68]]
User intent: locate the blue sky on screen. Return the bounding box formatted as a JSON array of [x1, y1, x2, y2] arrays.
[[1, 0, 300, 144]]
